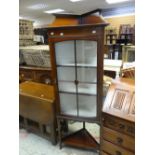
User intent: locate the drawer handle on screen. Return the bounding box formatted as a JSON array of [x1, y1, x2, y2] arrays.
[[119, 124, 125, 129], [40, 94, 44, 98], [21, 74, 24, 77], [115, 151, 122, 155], [116, 137, 123, 144]]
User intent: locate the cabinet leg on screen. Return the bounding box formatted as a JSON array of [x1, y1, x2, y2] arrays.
[[24, 118, 28, 130], [50, 123, 57, 145], [39, 123, 44, 135], [83, 122, 85, 129], [57, 118, 62, 149]]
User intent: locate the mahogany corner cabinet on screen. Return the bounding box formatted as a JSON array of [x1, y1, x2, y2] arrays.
[[48, 24, 108, 152]]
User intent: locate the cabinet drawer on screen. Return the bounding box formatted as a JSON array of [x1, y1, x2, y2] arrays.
[[102, 127, 134, 151], [101, 140, 134, 155], [103, 115, 135, 137], [35, 71, 52, 85], [20, 70, 34, 82]]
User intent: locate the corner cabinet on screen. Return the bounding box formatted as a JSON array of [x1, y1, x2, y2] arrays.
[[48, 24, 108, 152]]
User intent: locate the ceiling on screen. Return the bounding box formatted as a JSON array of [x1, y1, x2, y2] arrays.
[[19, 0, 135, 26]]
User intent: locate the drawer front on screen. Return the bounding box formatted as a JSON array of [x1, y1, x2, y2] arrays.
[[35, 71, 52, 85], [101, 140, 134, 155], [102, 127, 135, 151], [103, 115, 135, 137], [20, 70, 34, 82]]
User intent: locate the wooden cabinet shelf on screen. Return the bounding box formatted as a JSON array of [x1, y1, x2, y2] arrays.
[[62, 128, 99, 150]]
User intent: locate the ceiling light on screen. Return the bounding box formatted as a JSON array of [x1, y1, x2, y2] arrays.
[[70, 0, 83, 2], [28, 4, 48, 10], [44, 9, 64, 14], [106, 0, 131, 4]]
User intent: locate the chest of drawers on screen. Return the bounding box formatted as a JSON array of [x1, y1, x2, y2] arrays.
[[101, 78, 135, 155], [101, 114, 135, 155]]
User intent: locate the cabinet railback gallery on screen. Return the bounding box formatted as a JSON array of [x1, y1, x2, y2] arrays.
[[47, 23, 108, 152]]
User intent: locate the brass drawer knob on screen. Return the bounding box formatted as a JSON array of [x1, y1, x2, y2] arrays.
[[116, 151, 122, 155], [40, 94, 44, 98], [116, 137, 123, 144], [21, 74, 24, 77]]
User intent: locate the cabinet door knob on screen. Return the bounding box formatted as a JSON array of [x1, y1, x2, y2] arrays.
[[117, 137, 123, 144], [21, 74, 24, 77], [74, 80, 79, 85], [115, 151, 122, 155]]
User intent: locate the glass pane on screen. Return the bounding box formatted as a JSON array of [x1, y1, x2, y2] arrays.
[[55, 41, 75, 66], [78, 95, 97, 117], [76, 40, 97, 67], [58, 82, 76, 93], [57, 67, 75, 82], [78, 83, 97, 95], [77, 68, 96, 83], [59, 93, 77, 116]]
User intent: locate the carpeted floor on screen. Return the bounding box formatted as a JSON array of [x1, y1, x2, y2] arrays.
[[19, 122, 99, 155]]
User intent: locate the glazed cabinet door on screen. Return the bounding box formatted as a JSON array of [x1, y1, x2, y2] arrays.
[[76, 40, 97, 118], [54, 40, 98, 118], [55, 40, 77, 116]]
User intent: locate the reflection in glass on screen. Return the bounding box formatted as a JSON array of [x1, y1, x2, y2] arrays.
[[77, 68, 96, 83], [78, 95, 96, 117], [78, 83, 96, 95], [57, 67, 75, 81], [58, 82, 76, 93], [55, 41, 75, 65], [76, 40, 97, 66], [59, 93, 77, 116]]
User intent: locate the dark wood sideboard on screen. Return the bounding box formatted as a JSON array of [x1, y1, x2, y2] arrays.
[[19, 66, 53, 85]]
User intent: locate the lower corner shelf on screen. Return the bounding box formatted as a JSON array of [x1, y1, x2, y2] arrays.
[[62, 128, 99, 151]]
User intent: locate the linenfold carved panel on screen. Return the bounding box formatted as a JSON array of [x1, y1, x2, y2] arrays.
[[102, 78, 135, 122], [111, 89, 128, 110], [129, 93, 135, 115]]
